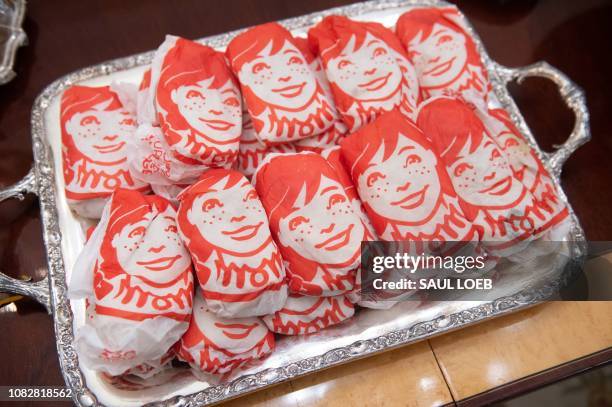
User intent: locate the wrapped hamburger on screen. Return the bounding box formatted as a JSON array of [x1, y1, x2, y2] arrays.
[[177, 291, 274, 375], [177, 169, 288, 317], [69, 189, 194, 376], [61, 85, 149, 218], [226, 23, 338, 145], [308, 15, 420, 132], [262, 293, 354, 335], [254, 152, 369, 296]]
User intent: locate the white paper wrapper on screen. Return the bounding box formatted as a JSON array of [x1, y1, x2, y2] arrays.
[[177, 169, 288, 318], [61, 85, 149, 219], [153, 35, 241, 167], [255, 152, 372, 296], [293, 120, 347, 153], [127, 124, 208, 190], [226, 23, 338, 145], [416, 97, 556, 256], [121, 349, 176, 381], [69, 189, 194, 376], [234, 107, 296, 178], [262, 293, 354, 335], [177, 292, 274, 375], [308, 15, 420, 132], [75, 302, 185, 376]]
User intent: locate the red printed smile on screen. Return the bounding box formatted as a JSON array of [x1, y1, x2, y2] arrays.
[[424, 57, 456, 77], [358, 72, 391, 91], [198, 118, 235, 131], [315, 224, 354, 251], [479, 176, 512, 196], [136, 255, 180, 271], [272, 82, 306, 98], [391, 185, 428, 209], [222, 222, 262, 241], [94, 142, 125, 154], [215, 322, 258, 340]]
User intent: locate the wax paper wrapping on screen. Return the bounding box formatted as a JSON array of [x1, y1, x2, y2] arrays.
[[293, 120, 347, 153], [126, 124, 207, 194], [478, 108, 570, 236], [177, 169, 288, 318], [177, 291, 274, 375], [340, 109, 478, 247], [226, 23, 338, 145], [417, 97, 557, 254], [395, 6, 495, 106], [254, 152, 368, 296], [136, 69, 157, 126], [262, 293, 354, 335], [235, 106, 296, 178], [109, 82, 138, 118], [61, 85, 149, 219], [151, 35, 241, 168], [291, 37, 348, 153], [121, 349, 176, 381], [308, 15, 420, 132], [69, 189, 194, 376], [320, 146, 386, 307]]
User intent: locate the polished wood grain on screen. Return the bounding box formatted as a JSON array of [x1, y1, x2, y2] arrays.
[[429, 301, 612, 401], [1, 1, 611, 406], [222, 342, 453, 407]]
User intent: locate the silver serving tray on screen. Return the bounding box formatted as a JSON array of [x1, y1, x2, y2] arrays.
[[0, 1, 590, 406]]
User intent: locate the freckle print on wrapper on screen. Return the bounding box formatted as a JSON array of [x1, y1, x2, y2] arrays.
[[396, 6, 496, 106], [308, 15, 420, 132], [68, 189, 194, 376], [154, 36, 242, 168], [254, 152, 369, 296], [417, 97, 558, 255], [177, 168, 288, 318], [61, 85, 150, 219], [226, 23, 339, 145]]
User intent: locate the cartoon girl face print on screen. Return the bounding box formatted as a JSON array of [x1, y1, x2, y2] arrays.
[[111, 211, 191, 283], [65, 100, 136, 163], [408, 23, 468, 88], [493, 127, 538, 187], [186, 178, 269, 253], [447, 135, 523, 208], [327, 32, 403, 102], [239, 40, 318, 110], [170, 78, 242, 143], [358, 133, 441, 223], [278, 175, 364, 266]]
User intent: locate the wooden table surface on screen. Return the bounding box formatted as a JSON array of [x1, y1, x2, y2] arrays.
[[1, 1, 611, 406]]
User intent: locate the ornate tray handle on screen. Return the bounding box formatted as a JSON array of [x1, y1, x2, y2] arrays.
[[0, 167, 51, 312], [495, 61, 591, 178]]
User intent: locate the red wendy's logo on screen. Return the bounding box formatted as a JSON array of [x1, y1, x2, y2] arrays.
[[255, 153, 366, 296], [308, 15, 420, 132], [156, 37, 241, 167], [396, 7, 491, 103], [227, 23, 338, 144], [177, 169, 287, 318]]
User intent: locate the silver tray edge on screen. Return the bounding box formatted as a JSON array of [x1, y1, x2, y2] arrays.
[[0, 0, 591, 406]]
